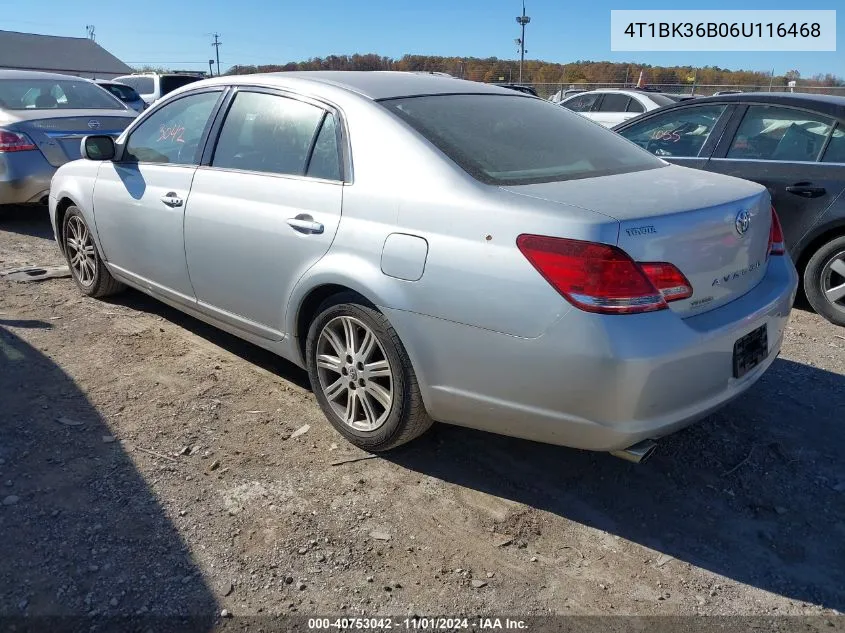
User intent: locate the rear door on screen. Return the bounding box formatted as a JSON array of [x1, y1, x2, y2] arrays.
[[92, 89, 224, 301], [184, 88, 344, 339], [591, 92, 635, 127], [704, 103, 845, 255], [615, 102, 736, 171]]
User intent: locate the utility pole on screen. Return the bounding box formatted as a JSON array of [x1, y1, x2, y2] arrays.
[[211, 33, 222, 76], [85, 25, 95, 41], [768, 68, 775, 91], [515, 2, 530, 84], [208, 59, 215, 77]]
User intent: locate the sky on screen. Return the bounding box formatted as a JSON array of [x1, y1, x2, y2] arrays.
[[2, 0, 843, 78]]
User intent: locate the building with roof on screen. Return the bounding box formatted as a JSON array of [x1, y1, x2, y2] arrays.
[[0, 31, 133, 79]]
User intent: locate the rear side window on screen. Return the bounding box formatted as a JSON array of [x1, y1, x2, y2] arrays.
[[103, 83, 140, 102], [597, 93, 630, 113], [727, 105, 834, 162], [116, 76, 154, 94], [618, 104, 727, 158], [822, 124, 845, 163], [212, 91, 325, 177], [382, 94, 665, 185], [562, 93, 600, 113], [306, 113, 341, 180], [626, 99, 645, 113]]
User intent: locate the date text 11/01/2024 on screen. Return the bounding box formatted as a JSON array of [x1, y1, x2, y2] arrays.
[[307, 617, 528, 630]]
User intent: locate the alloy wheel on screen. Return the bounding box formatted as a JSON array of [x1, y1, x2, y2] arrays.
[[65, 215, 97, 287], [315, 316, 394, 431], [822, 251, 845, 314]]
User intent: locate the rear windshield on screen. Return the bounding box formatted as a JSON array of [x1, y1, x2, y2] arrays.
[[101, 83, 141, 102], [160, 75, 202, 96], [381, 94, 665, 185], [116, 76, 154, 94], [0, 79, 124, 110]]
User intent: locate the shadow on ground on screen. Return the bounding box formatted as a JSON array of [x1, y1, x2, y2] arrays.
[[386, 357, 845, 612], [104, 290, 311, 390], [100, 283, 845, 611], [0, 206, 54, 240], [0, 324, 218, 630]]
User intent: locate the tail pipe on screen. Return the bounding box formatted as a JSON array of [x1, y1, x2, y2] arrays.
[[610, 439, 657, 464]]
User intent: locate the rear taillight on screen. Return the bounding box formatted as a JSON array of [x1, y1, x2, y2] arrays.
[[639, 262, 693, 302], [517, 235, 691, 314], [768, 206, 785, 256], [0, 129, 36, 152]]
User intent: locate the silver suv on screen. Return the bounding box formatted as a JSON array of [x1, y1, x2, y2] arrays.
[[111, 72, 204, 106]]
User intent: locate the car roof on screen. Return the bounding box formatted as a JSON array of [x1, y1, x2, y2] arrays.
[[647, 91, 845, 119], [192, 71, 527, 101], [0, 69, 93, 82]]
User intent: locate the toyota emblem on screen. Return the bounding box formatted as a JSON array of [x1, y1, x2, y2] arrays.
[[87, 120, 101, 130], [735, 210, 751, 236]]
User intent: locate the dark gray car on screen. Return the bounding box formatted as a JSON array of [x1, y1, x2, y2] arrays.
[[614, 92, 845, 326], [0, 70, 137, 206]]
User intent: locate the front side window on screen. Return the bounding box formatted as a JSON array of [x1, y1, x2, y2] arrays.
[[618, 104, 728, 158], [727, 105, 834, 162], [822, 124, 845, 163], [561, 93, 600, 112], [212, 91, 325, 177], [598, 93, 630, 113], [123, 91, 220, 165], [0, 79, 123, 110], [382, 94, 665, 185]]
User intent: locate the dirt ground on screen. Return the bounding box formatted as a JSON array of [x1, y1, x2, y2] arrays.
[[1, 206, 844, 629]]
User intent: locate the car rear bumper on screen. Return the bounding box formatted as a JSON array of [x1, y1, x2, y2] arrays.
[[0, 151, 55, 205], [385, 254, 799, 452]]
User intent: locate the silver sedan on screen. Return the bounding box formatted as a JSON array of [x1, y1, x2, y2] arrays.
[[0, 70, 137, 206], [49, 72, 798, 461]]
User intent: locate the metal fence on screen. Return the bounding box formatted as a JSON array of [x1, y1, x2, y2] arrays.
[[493, 82, 845, 100]]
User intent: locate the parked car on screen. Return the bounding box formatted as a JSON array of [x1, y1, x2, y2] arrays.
[[559, 89, 677, 127], [549, 88, 586, 103], [0, 70, 137, 206], [94, 79, 146, 113], [111, 72, 204, 106], [49, 72, 797, 459], [614, 92, 845, 326]]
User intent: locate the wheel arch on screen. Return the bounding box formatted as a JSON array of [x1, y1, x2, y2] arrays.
[[54, 196, 78, 255], [795, 219, 845, 279]]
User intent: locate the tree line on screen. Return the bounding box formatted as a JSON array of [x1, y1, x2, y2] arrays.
[[222, 54, 844, 88]]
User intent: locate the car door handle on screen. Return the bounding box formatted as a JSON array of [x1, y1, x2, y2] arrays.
[[160, 192, 184, 207], [785, 183, 826, 198], [286, 215, 324, 234]]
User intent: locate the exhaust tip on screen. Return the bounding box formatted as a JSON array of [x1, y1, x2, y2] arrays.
[[610, 439, 657, 464]]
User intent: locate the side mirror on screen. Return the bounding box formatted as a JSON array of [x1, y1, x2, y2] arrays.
[[81, 135, 115, 161]]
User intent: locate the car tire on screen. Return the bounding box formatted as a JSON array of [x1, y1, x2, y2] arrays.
[[803, 235, 845, 327], [306, 293, 433, 452], [62, 206, 125, 298]]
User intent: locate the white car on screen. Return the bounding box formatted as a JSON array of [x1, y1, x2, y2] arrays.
[[560, 89, 676, 127], [111, 73, 204, 106]]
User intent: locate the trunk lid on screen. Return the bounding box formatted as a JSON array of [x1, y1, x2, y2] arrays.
[[502, 164, 772, 317], [8, 112, 135, 167]]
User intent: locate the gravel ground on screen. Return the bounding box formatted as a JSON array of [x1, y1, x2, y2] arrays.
[[1, 206, 844, 630]]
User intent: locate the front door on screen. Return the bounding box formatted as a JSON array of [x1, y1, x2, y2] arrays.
[[184, 89, 344, 339], [92, 90, 223, 302], [705, 104, 845, 255]]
